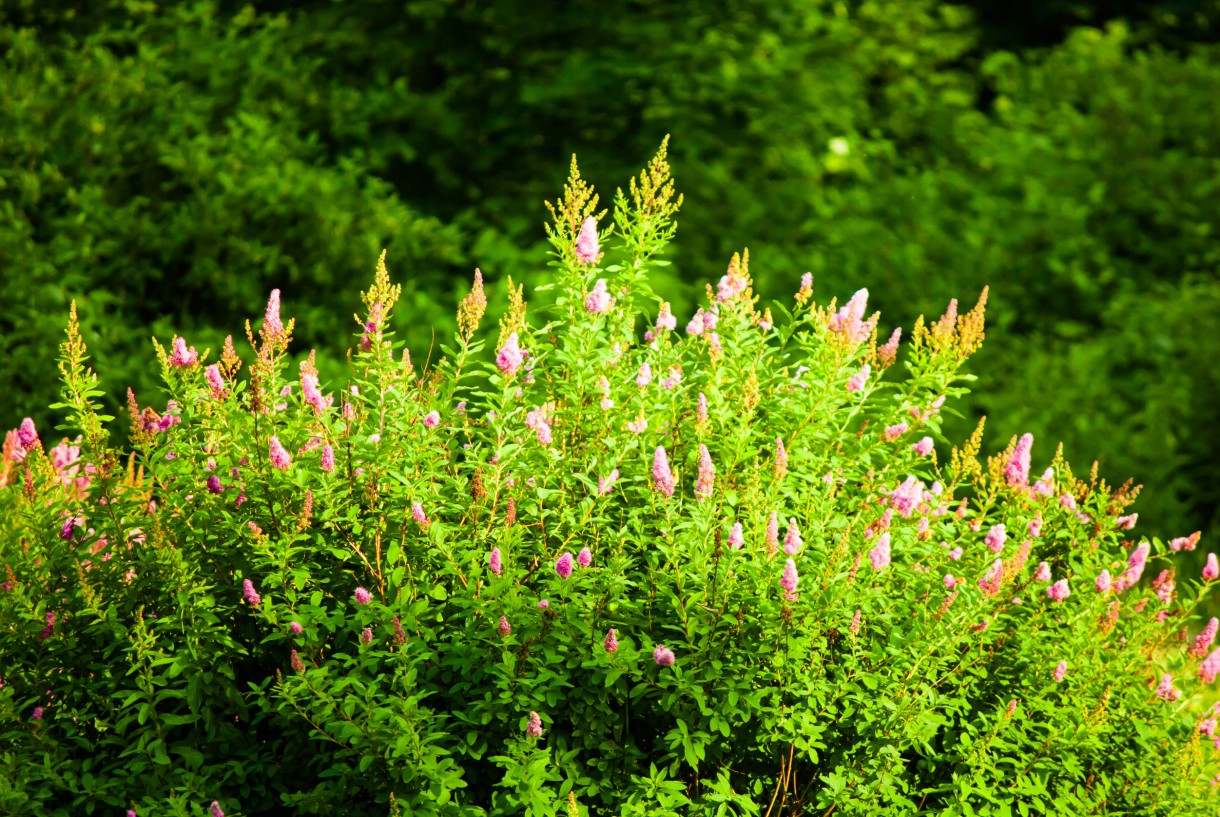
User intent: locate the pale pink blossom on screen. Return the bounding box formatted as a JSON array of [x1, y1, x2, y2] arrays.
[[728, 522, 744, 550], [1047, 579, 1070, 602], [653, 644, 676, 667], [1005, 433, 1033, 489], [984, 524, 1006, 554], [913, 437, 934, 456], [1053, 661, 1068, 682], [584, 279, 613, 313], [783, 519, 802, 555], [869, 533, 891, 570], [652, 446, 675, 497], [846, 365, 870, 392], [781, 558, 799, 600], [575, 217, 600, 264], [496, 333, 525, 377], [695, 445, 715, 501]]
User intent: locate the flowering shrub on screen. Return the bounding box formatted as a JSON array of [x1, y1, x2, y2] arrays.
[[2, 146, 1219, 816]]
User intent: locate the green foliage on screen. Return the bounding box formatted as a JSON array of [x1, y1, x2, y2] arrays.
[[3, 159, 1220, 814]]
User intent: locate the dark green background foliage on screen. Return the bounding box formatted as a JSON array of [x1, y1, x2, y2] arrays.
[[3, 0, 1218, 543]]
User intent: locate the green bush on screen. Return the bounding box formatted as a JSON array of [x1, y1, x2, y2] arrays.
[[3, 0, 1218, 592], [4, 154, 1220, 815]]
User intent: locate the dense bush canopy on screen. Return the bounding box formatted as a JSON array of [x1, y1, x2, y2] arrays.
[[3, 155, 1220, 815]]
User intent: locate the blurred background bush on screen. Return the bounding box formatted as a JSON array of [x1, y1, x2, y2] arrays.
[[2, 0, 1218, 544]]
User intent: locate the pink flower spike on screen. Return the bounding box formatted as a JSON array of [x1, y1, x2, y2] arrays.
[[653, 644, 676, 667], [913, 437, 934, 456], [944, 574, 957, 590], [577, 547, 593, 568], [781, 558, 799, 600], [17, 417, 38, 449], [783, 520, 802, 555], [575, 216, 600, 265], [984, 524, 1006, 554], [1047, 579, 1071, 602], [765, 511, 780, 556], [604, 628, 618, 653], [1005, 433, 1033, 488], [1193, 618, 1219, 658], [243, 579, 262, 607], [695, 444, 715, 501], [1095, 570, 1112, 593], [652, 446, 675, 497], [1053, 661, 1068, 682], [948, 546, 963, 561], [1156, 674, 1181, 702], [412, 502, 429, 528], [869, 533, 892, 571], [1115, 513, 1138, 530], [1028, 513, 1043, 538], [269, 436, 292, 471], [422, 411, 441, 429], [169, 336, 199, 367], [263, 289, 284, 339], [526, 710, 543, 737], [1034, 562, 1052, 581], [584, 279, 613, 314], [728, 522, 744, 550], [1200, 648, 1220, 684], [1205, 554, 1219, 581], [497, 616, 511, 637], [205, 364, 225, 396], [353, 587, 372, 605], [362, 627, 373, 644], [321, 444, 335, 473], [496, 332, 525, 377], [846, 364, 870, 392], [489, 547, 503, 576], [555, 552, 574, 579]]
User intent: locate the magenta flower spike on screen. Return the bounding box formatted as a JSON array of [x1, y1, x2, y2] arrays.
[[269, 436, 292, 471], [1205, 554, 1219, 581], [169, 336, 199, 367], [353, 587, 372, 605], [653, 644, 675, 667], [913, 437, 934, 456], [555, 552, 574, 579], [489, 547, 503, 576], [497, 616, 511, 637], [1095, 570, 1112, 593], [242, 579, 262, 607], [320, 444, 336, 473], [17, 417, 38, 449], [604, 628, 618, 653], [577, 547, 593, 569], [1053, 661, 1068, 682]]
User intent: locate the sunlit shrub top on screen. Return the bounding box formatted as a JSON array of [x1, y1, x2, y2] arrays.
[[2, 144, 1218, 816]]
